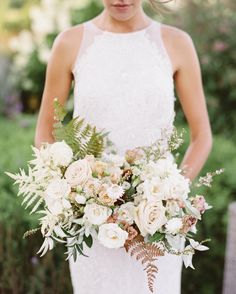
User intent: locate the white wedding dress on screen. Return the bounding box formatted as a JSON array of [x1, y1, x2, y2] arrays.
[[69, 17, 183, 294]]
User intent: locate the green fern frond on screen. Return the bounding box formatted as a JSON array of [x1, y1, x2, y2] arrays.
[[52, 99, 108, 158], [53, 98, 67, 121]]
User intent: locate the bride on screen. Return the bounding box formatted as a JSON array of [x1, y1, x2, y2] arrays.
[[34, 0, 212, 293]]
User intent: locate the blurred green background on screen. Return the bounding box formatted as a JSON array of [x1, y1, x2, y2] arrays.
[[0, 0, 235, 293]]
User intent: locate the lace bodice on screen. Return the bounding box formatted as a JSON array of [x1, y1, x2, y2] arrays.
[[72, 18, 176, 155]]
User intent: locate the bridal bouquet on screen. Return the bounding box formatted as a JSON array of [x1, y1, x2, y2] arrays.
[[6, 99, 223, 292]]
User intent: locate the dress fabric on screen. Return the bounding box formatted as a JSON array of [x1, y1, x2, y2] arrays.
[[69, 18, 183, 294]]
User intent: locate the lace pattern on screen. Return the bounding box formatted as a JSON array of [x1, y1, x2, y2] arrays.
[[72, 20, 176, 155]]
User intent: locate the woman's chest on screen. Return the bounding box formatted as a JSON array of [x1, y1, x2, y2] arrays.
[[73, 34, 174, 99]]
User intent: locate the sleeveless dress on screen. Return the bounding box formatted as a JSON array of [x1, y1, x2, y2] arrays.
[[69, 18, 183, 294]]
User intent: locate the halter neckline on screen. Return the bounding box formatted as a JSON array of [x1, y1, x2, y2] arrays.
[[88, 19, 155, 36]]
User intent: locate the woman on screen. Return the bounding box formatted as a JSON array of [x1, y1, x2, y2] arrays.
[[35, 0, 212, 293]]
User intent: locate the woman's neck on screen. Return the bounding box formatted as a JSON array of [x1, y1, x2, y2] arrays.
[[93, 9, 152, 33]]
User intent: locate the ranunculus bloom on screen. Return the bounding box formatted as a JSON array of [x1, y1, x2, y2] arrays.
[[84, 203, 112, 225], [44, 178, 71, 215], [180, 215, 197, 234], [49, 141, 73, 166], [192, 195, 211, 214], [125, 148, 145, 164]]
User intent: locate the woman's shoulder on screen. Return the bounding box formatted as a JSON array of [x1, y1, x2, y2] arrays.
[[159, 22, 194, 48], [53, 23, 84, 49], [156, 22, 197, 74], [49, 23, 85, 72]]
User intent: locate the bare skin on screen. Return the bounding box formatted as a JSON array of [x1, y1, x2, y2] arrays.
[[35, 0, 212, 182]]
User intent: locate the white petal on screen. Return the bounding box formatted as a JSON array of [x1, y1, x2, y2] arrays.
[[183, 251, 195, 269], [189, 239, 209, 251]]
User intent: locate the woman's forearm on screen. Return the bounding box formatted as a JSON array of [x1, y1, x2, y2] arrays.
[[34, 132, 55, 149], [179, 134, 213, 182]]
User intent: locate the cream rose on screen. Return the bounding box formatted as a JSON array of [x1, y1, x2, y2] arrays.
[[83, 178, 101, 197], [134, 199, 167, 236], [98, 223, 128, 248], [49, 141, 73, 166], [83, 203, 112, 225], [98, 184, 115, 206], [117, 202, 135, 225], [93, 160, 108, 177], [65, 158, 92, 187], [44, 178, 71, 215]]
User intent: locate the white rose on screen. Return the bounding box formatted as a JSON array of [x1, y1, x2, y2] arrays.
[[165, 218, 183, 235], [98, 223, 128, 249], [162, 174, 190, 201], [142, 177, 165, 201], [117, 202, 135, 224], [140, 162, 159, 181], [84, 203, 112, 225], [49, 141, 73, 166], [44, 178, 71, 215], [106, 184, 124, 200], [134, 199, 167, 237], [140, 159, 178, 181], [65, 158, 92, 187], [152, 158, 179, 179]]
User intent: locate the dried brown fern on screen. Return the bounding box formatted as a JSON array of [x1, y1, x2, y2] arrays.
[[124, 235, 164, 293]]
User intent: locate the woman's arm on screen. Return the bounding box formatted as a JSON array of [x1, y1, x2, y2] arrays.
[[34, 26, 83, 148], [173, 31, 213, 181]]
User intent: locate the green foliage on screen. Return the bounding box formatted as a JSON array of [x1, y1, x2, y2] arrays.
[[70, 0, 103, 25], [53, 99, 107, 158], [165, 0, 236, 138]]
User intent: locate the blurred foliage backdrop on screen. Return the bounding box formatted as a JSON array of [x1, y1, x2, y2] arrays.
[[0, 0, 236, 293]]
